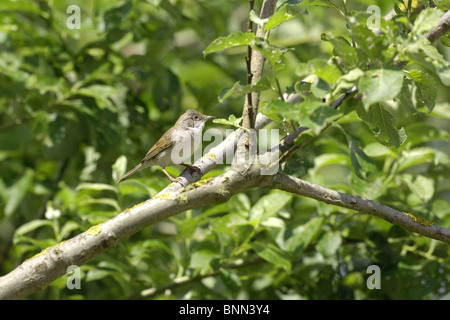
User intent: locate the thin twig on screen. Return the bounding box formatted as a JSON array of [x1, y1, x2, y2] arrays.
[[245, 0, 255, 111], [424, 10, 450, 43], [242, 0, 277, 130]]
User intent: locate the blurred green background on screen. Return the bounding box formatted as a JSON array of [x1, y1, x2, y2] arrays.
[[0, 0, 449, 299]]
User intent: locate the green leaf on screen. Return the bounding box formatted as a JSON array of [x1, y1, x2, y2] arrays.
[[311, 77, 330, 98], [349, 145, 377, 180], [5, 169, 34, 217], [314, 153, 350, 170], [397, 80, 418, 115], [77, 85, 116, 99], [402, 174, 435, 203], [349, 16, 388, 65], [350, 174, 386, 200], [210, 212, 248, 237], [359, 69, 404, 109], [112, 155, 127, 182], [59, 221, 81, 240], [219, 268, 242, 291], [260, 99, 294, 122], [293, 128, 315, 146], [285, 217, 325, 253], [261, 217, 286, 229], [110, 32, 133, 52], [252, 38, 289, 70], [298, 0, 339, 10], [218, 80, 270, 103], [437, 65, 450, 86], [364, 143, 398, 159], [369, 104, 407, 148], [212, 114, 243, 128], [79, 198, 121, 211], [77, 85, 118, 111], [76, 183, 119, 193], [249, 10, 270, 27], [394, 3, 403, 16], [334, 68, 364, 94], [264, 4, 305, 31], [297, 58, 342, 84], [435, 2, 450, 10], [0, 1, 43, 14], [190, 250, 219, 275], [80, 146, 101, 181], [15, 219, 53, 236], [204, 32, 288, 69], [316, 232, 342, 257], [411, 37, 448, 67], [402, 121, 448, 146], [250, 191, 292, 221], [356, 104, 406, 147], [104, 2, 133, 30], [411, 8, 443, 36], [406, 69, 437, 113], [218, 81, 240, 102], [399, 37, 450, 86], [172, 215, 197, 237], [203, 31, 256, 56], [293, 101, 342, 135], [398, 147, 435, 171], [339, 126, 377, 180], [441, 31, 450, 47], [252, 241, 292, 270], [86, 269, 115, 282], [321, 34, 358, 66]]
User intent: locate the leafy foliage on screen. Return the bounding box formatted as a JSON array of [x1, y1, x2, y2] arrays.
[[0, 0, 449, 300]]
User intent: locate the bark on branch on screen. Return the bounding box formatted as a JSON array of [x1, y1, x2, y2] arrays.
[[265, 174, 450, 244], [0, 169, 264, 299]]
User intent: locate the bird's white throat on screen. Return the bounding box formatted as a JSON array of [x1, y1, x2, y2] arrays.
[[171, 125, 203, 144]]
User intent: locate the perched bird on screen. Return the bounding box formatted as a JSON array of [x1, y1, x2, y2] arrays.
[[117, 109, 215, 183]]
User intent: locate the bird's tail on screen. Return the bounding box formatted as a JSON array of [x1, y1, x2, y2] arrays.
[[117, 163, 144, 183]]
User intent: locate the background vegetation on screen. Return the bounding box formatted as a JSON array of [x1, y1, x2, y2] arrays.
[[0, 0, 449, 299]]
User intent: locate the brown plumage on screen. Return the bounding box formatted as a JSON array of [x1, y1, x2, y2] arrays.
[[117, 109, 214, 183]]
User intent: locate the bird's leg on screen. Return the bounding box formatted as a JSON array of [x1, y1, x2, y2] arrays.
[[180, 163, 202, 175], [161, 167, 183, 184]]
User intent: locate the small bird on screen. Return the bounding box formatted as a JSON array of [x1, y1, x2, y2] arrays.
[[117, 109, 215, 183]]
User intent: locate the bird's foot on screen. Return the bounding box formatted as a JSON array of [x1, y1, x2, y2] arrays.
[[172, 177, 184, 185]]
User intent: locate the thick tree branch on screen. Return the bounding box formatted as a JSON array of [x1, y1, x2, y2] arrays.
[[0, 169, 266, 299], [264, 173, 450, 244]]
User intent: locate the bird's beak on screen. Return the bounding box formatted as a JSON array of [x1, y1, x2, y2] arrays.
[[205, 115, 215, 121]]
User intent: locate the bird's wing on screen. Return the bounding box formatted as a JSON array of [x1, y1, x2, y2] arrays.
[[142, 133, 173, 162]]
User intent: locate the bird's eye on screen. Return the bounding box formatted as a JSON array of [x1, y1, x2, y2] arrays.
[[193, 115, 199, 120]]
